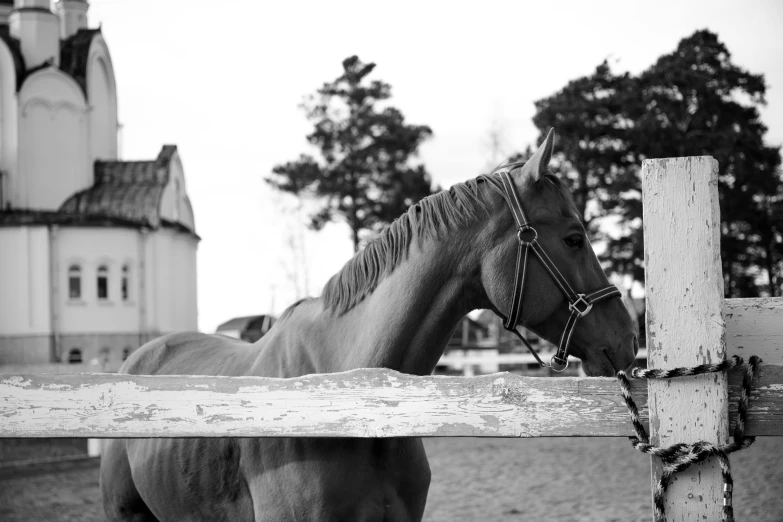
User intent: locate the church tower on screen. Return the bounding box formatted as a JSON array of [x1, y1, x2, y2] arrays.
[[0, 2, 13, 26], [55, 0, 88, 39], [0, 1, 199, 366], [8, 0, 60, 68]]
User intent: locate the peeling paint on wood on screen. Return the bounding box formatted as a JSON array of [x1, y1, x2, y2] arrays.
[[725, 298, 783, 363], [1, 365, 780, 438], [642, 156, 726, 521]]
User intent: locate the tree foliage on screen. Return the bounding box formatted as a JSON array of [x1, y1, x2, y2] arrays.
[[268, 56, 436, 252], [530, 30, 782, 297]]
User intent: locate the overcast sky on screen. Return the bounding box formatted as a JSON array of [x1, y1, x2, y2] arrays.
[[86, 0, 783, 333]]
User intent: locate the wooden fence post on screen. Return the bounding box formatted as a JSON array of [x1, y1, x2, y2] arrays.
[[642, 157, 727, 520]]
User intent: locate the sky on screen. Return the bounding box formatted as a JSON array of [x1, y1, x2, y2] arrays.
[[85, 0, 783, 333]]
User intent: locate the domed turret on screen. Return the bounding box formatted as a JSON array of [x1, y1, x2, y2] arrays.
[[9, 0, 60, 68]]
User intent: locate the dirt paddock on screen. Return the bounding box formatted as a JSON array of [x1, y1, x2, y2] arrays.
[[1, 437, 782, 521]]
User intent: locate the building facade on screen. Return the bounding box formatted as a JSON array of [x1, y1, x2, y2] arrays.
[[0, 0, 198, 365]]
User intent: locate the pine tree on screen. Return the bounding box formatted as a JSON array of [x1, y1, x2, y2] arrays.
[[268, 56, 436, 252]]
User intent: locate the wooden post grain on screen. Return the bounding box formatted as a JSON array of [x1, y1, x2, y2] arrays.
[[642, 157, 726, 520]]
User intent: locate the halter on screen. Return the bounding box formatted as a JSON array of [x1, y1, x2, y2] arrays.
[[496, 168, 621, 372]]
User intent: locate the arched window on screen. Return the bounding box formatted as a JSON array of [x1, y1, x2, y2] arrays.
[[97, 265, 109, 300], [68, 265, 82, 299], [121, 264, 130, 301], [67, 348, 82, 364], [122, 347, 132, 360]]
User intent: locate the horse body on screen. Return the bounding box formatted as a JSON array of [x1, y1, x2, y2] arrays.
[[101, 130, 638, 521]]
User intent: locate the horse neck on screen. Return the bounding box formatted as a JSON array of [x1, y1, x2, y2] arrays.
[[315, 225, 486, 376]]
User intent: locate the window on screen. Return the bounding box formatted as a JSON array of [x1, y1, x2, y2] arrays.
[[122, 347, 132, 360], [67, 348, 82, 364], [97, 265, 109, 300], [121, 264, 130, 301], [68, 265, 82, 299]]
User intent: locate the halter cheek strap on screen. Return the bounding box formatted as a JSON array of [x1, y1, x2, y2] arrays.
[[497, 170, 621, 372]]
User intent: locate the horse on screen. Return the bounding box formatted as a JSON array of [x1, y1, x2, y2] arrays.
[[100, 129, 638, 521]]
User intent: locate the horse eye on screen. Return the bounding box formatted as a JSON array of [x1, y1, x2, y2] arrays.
[[564, 234, 585, 249]]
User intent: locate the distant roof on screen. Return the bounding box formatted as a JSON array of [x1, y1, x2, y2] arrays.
[[216, 315, 276, 343], [217, 315, 271, 332], [59, 28, 101, 96], [58, 145, 196, 234]]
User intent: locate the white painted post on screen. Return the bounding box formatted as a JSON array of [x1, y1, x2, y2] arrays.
[[642, 157, 727, 520]]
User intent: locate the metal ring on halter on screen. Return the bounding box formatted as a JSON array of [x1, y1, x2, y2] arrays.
[[517, 225, 537, 245], [569, 294, 593, 318], [550, 355, 569, 372]]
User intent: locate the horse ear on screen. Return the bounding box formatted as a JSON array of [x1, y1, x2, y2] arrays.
[[516, 128, 555, 184]]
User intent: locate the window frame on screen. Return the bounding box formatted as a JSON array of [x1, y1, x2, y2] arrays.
[[67, 264, 82, 300], [97, 264, 109, 301], [67, 348, 83, 364], [121, 263, 131, 302]]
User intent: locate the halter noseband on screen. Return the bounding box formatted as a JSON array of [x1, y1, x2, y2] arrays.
[[496, 168, 621, 372]]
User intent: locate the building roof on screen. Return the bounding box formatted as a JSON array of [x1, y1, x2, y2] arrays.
[[58, 145, 196, 234], [216, 315, 276, 343], [0, 209, 154, 228], [0, 25, 26, 90], [217, 315, 267, 332], [59, 28, 100, 96], [0, 24, 100, 94]]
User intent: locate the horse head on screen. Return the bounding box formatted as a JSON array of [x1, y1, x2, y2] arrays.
[[479, 129, 637, 377]]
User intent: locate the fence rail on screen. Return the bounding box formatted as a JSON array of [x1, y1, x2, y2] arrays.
[[2, 362, 781, 439]]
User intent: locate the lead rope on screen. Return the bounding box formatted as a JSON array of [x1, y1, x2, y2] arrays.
[[616, 355, 761, 522]]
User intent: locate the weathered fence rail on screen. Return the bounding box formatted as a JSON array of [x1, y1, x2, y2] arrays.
[[2, 298, 778, 440], [1, 363, 781, 439], [2, 299, 779, 439]]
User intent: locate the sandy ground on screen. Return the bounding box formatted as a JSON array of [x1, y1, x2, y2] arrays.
[[0, 438, 88, 464], [1, 437, 782, 521], [423, 437, 783, 521]]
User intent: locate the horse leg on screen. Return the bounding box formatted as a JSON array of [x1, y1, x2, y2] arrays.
[[100, 439, 160, 522]]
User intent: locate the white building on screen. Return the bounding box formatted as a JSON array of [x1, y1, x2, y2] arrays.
[[0, 0, 198, 365]]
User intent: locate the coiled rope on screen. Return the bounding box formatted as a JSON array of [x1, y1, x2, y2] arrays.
[[616, 354, 761, 522]]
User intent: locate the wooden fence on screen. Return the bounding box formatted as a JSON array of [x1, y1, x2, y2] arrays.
[[1, 157, 782, 521]]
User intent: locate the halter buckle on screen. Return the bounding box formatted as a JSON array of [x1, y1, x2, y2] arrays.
[[569, 294, 593, 317], [550, 355, 569, 372], [517, 225, 537, 245]]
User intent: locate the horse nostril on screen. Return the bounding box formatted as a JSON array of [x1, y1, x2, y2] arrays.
[[632, 335, 639, 356]]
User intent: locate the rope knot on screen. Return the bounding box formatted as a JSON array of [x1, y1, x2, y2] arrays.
[[617, 355, 761, 522]]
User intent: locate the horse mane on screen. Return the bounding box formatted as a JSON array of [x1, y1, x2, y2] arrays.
[[322, 174, 506, 315], [320, 165, 574, 316]]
